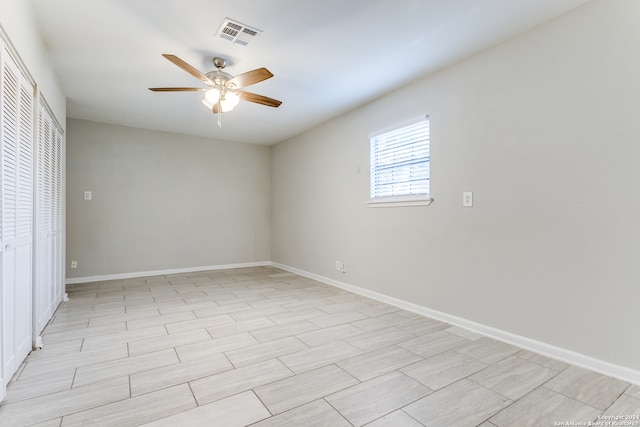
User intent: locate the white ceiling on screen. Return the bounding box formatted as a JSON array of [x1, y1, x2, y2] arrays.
[[29, 0, 590, 145]]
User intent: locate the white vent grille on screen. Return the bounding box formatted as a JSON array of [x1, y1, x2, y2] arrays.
[[216, 18, 261, 46]]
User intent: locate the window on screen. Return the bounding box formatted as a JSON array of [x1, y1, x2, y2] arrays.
[[369, 116, 431, 206]]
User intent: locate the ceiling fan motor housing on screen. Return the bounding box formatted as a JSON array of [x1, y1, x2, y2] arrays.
[[205, 70, 233, 86]]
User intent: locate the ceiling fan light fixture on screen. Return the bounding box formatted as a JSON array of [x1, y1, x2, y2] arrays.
[[204, 88, 220, 104], [224, 91, 240, 108], [202, 89, 240, 112], [218, 101, 235, 113], [201, 97, 214, 109], [218, 92, 240, 112]]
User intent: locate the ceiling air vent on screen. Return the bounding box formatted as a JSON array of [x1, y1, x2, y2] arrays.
[[216, 18, 262, 46]]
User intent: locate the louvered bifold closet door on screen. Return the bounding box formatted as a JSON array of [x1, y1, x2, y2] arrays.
[[1, 43, 34, 385], [15, 54, 33, 357], [52, 125, 63, 305], [34, 100, 56, 336], [34, 98, 63, 338]]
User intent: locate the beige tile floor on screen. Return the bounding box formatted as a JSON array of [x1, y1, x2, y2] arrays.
[[1, 266, 639, 426]]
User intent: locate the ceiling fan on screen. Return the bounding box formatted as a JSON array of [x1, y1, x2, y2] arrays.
[[149, 54, 282, 125]]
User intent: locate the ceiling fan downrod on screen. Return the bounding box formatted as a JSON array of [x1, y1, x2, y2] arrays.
[[212, 57, 227, 70]]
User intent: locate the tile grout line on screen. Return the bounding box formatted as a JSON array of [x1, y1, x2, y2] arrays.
[[322, 397, 357, 427], [248, 389, 275, 421]]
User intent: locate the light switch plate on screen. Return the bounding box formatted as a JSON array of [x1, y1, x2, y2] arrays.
[[463, 191, 473, 207], [83, 191, 92, 201]]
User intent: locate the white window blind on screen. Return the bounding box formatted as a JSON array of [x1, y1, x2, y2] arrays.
[[370, 116, 430, 201]]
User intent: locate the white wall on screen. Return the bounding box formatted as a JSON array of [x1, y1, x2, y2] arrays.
[[0, 0, 66, 124], [272, 0, 640, 372], [66, 119, 271, 279]]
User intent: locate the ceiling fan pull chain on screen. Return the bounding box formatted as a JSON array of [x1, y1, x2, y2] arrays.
[[218, 83, 224, 127]]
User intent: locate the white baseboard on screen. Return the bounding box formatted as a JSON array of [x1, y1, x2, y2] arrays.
[[0, 379, 5, 403], [65, 261, 271, 285], [271, 262, 640, 386]]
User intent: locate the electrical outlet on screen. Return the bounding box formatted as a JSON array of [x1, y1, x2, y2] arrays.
[[341, 262, 347, 273], [70, 260, 78, 269]]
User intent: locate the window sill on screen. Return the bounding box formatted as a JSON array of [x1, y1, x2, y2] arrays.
[[367, 196, 434, 208]]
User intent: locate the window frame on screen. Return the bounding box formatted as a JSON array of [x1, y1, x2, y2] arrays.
[[368, 115, 432, 208]]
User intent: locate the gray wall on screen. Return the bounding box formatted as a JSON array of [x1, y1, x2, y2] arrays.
[[272, 0, 640, 371], [66, 119, 271, 278]]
